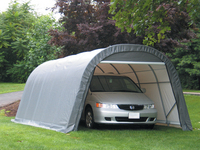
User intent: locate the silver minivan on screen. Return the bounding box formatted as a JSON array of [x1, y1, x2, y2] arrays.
[[82, 75, 157, 129]]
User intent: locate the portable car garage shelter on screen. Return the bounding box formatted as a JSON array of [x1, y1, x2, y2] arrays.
[[12, 44, 192, 133]]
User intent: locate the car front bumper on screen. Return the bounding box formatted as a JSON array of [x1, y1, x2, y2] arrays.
[[93, 107, 157, 124]]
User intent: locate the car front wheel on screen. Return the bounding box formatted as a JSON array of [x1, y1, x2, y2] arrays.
[[85, 107, 95, 129]]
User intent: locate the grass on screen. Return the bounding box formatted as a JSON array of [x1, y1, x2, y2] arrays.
[[0, 82, 25, 94], [183, 89, 200, 93], [0, 95, 200, 150], [185, 95, 200, 129]]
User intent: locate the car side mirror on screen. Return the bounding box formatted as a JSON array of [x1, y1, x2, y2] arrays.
[[141, 88, 146, 93]]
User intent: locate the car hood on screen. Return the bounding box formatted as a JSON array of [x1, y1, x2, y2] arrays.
[[90, 92, 153, 105]]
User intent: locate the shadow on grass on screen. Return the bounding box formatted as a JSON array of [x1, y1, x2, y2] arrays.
[[78, 120, 158, 131]]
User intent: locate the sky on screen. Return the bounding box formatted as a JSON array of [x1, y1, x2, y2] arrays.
[[0, 0, 61, 20]]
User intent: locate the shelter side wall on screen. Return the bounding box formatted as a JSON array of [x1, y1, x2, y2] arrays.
[[139, 65, 180, 125]]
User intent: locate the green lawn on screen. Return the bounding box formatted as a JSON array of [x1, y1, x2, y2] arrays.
[[0, 95, 200, 150], [0, 83, 25, 94], [183, 89, 200, 93]]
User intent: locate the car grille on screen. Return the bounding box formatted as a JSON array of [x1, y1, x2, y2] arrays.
[[117, 104, 144, 111], [115, 117, 148, 122]]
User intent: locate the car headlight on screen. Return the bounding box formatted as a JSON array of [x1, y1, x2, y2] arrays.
[[96, 103, 118, 109], [144, 104, 154, 109]]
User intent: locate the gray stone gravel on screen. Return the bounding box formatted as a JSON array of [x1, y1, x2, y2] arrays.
[[0, 91, 23, 107]]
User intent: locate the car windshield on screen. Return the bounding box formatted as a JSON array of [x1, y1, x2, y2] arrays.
[[90, 76, 142, 93]]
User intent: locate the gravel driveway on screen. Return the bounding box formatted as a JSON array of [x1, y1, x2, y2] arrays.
[[0, 91, 23, 107]]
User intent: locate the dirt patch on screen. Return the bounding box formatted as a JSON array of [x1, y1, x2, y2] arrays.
[[0, 100, 20, 117]]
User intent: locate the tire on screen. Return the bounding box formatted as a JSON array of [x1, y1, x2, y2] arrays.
[[85, 107, 95, 129]]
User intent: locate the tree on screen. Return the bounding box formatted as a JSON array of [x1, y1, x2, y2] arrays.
[[166, 4, 200, 90], [7, 15, 62, 83], [167, 33, 200, 89], [49, 0, 142, 56], [0, 1, 62, 82], [109, 0, 199, 52], [0, 1, 35, 81]]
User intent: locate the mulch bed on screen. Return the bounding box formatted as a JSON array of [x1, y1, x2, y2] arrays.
[[0, 100, 20, 117]]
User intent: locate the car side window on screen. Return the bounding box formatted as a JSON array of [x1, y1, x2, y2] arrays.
[[90, 76, 104, 92]]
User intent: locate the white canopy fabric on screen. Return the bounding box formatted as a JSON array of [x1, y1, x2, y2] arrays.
[[12, 44, 192, 133]]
